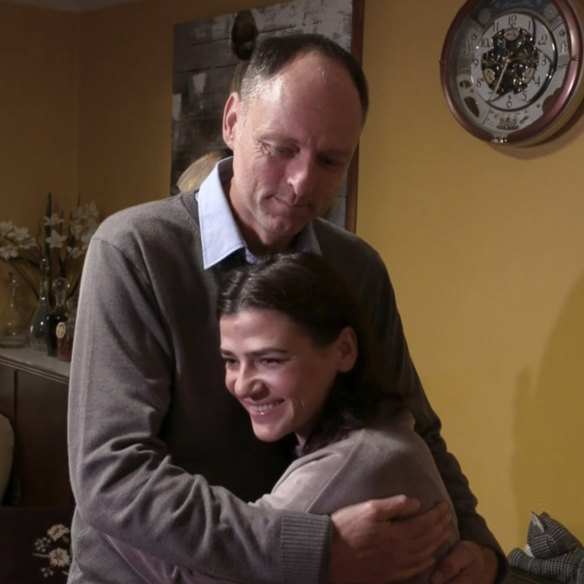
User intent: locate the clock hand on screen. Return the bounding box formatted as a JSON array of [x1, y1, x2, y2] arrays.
[[491, 55, 510, 96]]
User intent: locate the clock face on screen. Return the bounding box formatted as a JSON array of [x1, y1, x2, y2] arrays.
[[440, 0, 584, 145]]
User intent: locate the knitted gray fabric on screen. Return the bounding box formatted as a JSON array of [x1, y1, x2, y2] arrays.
[[527, 513, 583, 559], [508, 512, 584, 584]]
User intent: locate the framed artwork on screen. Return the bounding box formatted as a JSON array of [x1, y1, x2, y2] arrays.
[[171, 0, 364, 231]]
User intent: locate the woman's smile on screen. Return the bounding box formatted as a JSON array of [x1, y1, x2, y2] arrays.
[[245, 399, 285, 416], [219, 308, 350, 444]]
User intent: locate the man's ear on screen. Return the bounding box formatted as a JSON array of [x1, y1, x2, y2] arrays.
[[222, 92, 240, 149], [336, 326, 358, 373]]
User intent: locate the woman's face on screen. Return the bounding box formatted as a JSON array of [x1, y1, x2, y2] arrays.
[[219, 308, 357, 445]]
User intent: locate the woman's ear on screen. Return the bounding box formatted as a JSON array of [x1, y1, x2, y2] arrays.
[[336, 326, 358, 373], [222, 92, 241, 149]]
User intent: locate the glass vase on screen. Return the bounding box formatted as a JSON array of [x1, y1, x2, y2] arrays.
[[28, 258, 52, 352], [0, 272, 29, 348]]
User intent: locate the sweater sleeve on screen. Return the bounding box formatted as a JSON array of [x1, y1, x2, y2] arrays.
[[67, 222, 330, 584], [107, 413, 460, 584], [106, 446, 349, 584], [107, 444, 360, 584]]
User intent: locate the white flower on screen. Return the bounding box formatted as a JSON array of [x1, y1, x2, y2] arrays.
[[0, 245, 18, 260], [48, 547, 71, 568], [70, 221, 84, 239], [0, 221, 15, 235], [2, 199, 100, 298], [44, 213, 65, 227], [46, 230, 67, 249], [67, 245, 84, 259], [18, 237, 38, 250], [12, 226, 31, 241], [73, 201, 100, 222], [47, 524, 70, 541], [33, 524, 71, 577], [34, 536, 51, 553], [41, 566, 54, 577]]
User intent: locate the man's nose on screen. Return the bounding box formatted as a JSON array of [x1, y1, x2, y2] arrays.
[[286, 152, 315, 199]]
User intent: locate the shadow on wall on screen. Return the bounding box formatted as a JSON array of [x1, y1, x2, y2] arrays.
[[512, 270, 584, 544]]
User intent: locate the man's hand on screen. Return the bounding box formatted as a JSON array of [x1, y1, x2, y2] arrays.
[[431, 540, 498, 584], [329, 496, 452, 584]]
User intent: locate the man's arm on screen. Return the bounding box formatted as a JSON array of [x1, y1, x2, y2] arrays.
[[67, 213, 330, 584], [330, 498, 451, 583], [109, 497, 451, 584], [431, 541, 499, 584], [107, 415, 454, 584]]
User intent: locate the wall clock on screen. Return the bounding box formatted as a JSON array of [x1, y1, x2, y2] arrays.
[[440, 0, 584, 146]]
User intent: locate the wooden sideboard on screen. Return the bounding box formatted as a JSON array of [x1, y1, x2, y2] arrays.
[[0, 347, 72, 506]]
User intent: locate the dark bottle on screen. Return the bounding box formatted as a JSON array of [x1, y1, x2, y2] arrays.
[[28, 258, 52, 351], [47, 277, 69, 357], [57, 295, 77, 362]]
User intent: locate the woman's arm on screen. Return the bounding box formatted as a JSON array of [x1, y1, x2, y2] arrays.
[[109, 410, 459, 584]]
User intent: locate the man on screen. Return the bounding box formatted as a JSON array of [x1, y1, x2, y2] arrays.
[[67, 34, 505, 583]]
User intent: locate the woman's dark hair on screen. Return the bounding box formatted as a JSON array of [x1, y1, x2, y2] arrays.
[[241, 33, 369, 123], [217, 252, 400, 454]]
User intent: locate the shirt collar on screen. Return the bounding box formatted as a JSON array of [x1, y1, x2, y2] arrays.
[[197, 157, 321, 269]]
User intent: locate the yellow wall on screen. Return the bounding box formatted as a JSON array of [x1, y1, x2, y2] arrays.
[[0, 2, 80, 310], [76, 0, 283, 218], [360, 0, 584, 551], [0, 4, 79, 214], [1, 0, 583, 553]]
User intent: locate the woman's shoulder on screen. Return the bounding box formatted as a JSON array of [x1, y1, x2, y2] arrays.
[[312, 408, 450, 508], [255, 408, 452, 515], [331, 408, 430, 473]]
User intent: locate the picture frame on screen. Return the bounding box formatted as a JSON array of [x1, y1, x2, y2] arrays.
[[171, 0, 364, 231]]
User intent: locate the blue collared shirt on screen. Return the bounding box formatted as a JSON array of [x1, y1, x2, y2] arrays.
[[196, 157, 321, 269]]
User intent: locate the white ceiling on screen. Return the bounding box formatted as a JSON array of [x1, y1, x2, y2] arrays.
[[2, 0, 143, 12]]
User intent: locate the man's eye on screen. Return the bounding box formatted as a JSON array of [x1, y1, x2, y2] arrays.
[[261, 142, 294, 159], [273, 147, 294, 158], [260, 357, 284, 366], [318, 155, 344, 169], [223, 357, 237, 369]]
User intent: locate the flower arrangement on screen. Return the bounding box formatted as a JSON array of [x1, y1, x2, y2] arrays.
[[33, 522, 71, 578], [0, 193, 100, 301]]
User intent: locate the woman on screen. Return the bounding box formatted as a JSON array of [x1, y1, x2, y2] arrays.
[[112, 252, 459, 583]]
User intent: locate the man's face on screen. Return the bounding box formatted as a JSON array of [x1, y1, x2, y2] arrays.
[[223, 52, 363, 252]]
